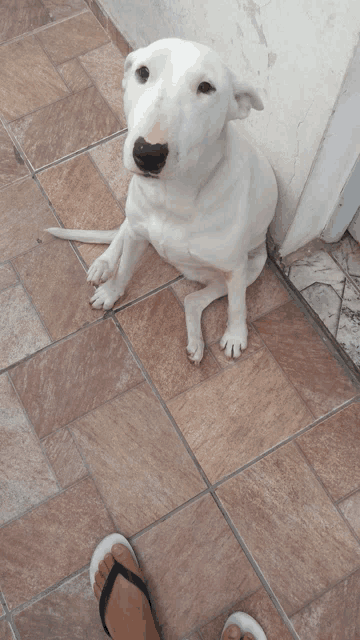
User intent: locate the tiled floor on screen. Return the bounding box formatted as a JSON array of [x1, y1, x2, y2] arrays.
[[1, 3, 360, 640], [278, 233, 360, 372]]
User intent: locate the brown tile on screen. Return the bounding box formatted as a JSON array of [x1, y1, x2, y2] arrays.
[[0, 36, 69, 122], [117, 245, 180, 307], [0, 285, 50, 369], [0, 179, 59, 261], [71, 382, 206, 535], [134, 494, 261, 638], [107, 21, 131, 57], [13, 240, 101, 341], [41, 0, 87, 20], [339, 490, 360, 538], [0, 476, 114, 609], [0, 122, 29, 187], [0, 0, 52, 45], [89, 134, 131, 210], [171, 279, 264, 366], [297, 403, 360, 501], [37, 12, 109, 64], [200, 587, 294, 640], [10, 86, 120, 169], [14, 570, 105, 640], [168, 348, 311, 483], [117, 288, 219, 401], [0, 374, 58, 525], [0, 620, 12, 639], [38, 153, 124, 265], [80, 42, 127, 125], [0, 263, 18, 291], [291, 568, 360, 639], [216, 442, 360, 615], [57, 58, 92, 92], [254, 301, 358, 418], [246, 264, 290, 320], [42, 427, 88, 488], [10, 318, 143, 437]]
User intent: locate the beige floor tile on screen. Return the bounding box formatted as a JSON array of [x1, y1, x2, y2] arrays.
[[0, 36, 68, 122], [41, 427, 88, 489], [291, 568, 360, 639], [0, 619, 12, 639], [0, 179, 59, 261], [41, 0, 87, 20], [90, 134, 131, 210], [0, 122, 29, 187], [80, 42, 127, 126], [13, 240, 102, 341], [339, 490, 360, 538], [10, 318, 143, 438], [117, 288, 219, 401], [71, 382, 206, 536], [254, 301, 358, 418], [10, 86, 120, 169], [0, 285, 50, 369], [216, 442, 360, 615], [0, 374, 58, 525], [38, 153, 124, 265], [168, 348, 311, 483], [0, 477, 114, 609], [297, 403, 360, 501], [0, 263, 18, 291], [57, 58, 93, 92], [13, 570, 105, 639], [0, 0, 52, 45], [134, 494, 261, 638], [200, 587, 294, 640], [37, 12, 109, 64]]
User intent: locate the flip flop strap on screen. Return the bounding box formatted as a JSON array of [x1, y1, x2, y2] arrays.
[[99, 559, 152, 637]]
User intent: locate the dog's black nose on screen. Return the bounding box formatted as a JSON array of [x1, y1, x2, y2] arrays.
[[133, 137, 169, 173]]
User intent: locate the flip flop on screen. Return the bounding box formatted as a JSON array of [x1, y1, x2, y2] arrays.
[[221, 612, 267, 640], [90, 533, 152, 638]]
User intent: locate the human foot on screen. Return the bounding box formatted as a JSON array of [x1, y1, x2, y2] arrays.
[[222, 625, 254, 640], [92, 539, 160, 640]]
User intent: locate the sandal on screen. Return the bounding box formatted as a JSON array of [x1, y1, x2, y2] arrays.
[[221, 612, 267, 640], [90, 533, 152, 638]]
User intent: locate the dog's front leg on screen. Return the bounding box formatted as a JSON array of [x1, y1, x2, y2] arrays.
[[90, 227, 148, 310], [220, 259, 248, 359], [87, 219, 130, 286]]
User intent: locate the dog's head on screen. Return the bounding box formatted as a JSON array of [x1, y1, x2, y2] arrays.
[[122, 38, 263, 179]]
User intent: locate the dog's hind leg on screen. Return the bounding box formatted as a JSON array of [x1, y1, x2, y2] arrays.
[[87, 219, 129, 286], [184, 279, 227, 365]]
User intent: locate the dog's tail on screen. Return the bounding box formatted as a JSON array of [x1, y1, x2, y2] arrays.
[[46, 228, 118, 244]]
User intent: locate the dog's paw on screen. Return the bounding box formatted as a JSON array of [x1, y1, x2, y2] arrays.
[[186, 337, 205, 366], [87, 257, 114, 286], [219, 326, 248, 359], [90, 281, 123, 310]]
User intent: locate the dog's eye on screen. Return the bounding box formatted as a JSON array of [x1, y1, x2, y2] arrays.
[[197, 81, 216, 94], [136, 66, 150, 83]]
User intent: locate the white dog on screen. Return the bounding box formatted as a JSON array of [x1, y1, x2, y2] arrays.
[[47, 38, 277, 364]]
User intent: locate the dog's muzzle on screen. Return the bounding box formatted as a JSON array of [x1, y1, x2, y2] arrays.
[[133, 137, 169, 174]]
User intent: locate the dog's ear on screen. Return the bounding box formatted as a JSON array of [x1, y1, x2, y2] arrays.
[[122, 51, 137, 91], [227, 69, 264, 121]]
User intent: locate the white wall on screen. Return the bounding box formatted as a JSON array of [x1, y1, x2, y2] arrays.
[[99, 0, 360, 251]]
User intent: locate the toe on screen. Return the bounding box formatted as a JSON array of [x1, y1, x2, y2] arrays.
[[104, 552, 114, 572], [111, 544, 143, 578], [223, 624, 242, 640]]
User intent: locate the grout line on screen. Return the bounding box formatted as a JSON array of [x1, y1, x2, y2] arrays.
[[288, 563, 360, 619], [267, 255, 360, 384], [111, 313, 213, 488], [211, 491, 302, 640], [336, 483, 360, 505], [0, 8, 90, 49], [294, 440, 360, 547], [9, 259, 53, 343]]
